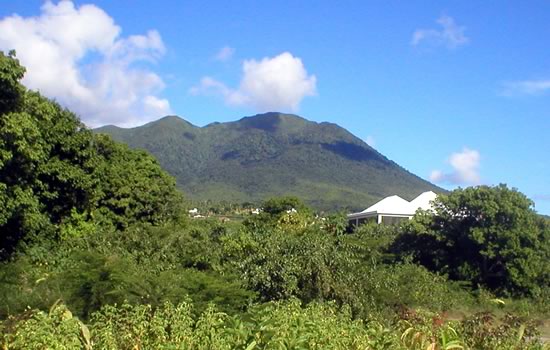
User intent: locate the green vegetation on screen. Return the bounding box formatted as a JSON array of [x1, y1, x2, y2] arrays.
[[1, 52, 549, 348], [392, 185, 550, 297], [95, 112, 440, 211], [0, 51, 182, 259], [5, 300, 547, 350]]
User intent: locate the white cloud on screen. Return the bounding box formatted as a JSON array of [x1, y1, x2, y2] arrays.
[[0, 0, 171, 127], [191, 52, 317, 112], [430, 147, 481, 185], [500, 80, 550, 96], [214, 46, 235, 62], [366, 135, 376, 147], [144, 95, 171, 115], [412, 15, 469, 49], [189, 76, 246, 105]]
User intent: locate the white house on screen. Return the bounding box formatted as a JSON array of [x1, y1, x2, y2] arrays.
[[347, 191, 437, 226], [251, 208, 261, 215]]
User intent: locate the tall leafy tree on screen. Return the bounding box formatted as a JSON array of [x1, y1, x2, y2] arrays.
[[0, 51, 98, 257], [0, 50, 24, 115], [93, 134, 183, 230], [392, 184, 550, 296], [0, 51, 182, 259]]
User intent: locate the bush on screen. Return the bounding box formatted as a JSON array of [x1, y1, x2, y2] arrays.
[[1, 301, 91, 350], [0, 220, 253, 320], [392, 185, 550, 297]]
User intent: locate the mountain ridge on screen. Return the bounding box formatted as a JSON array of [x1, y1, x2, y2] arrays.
[[95, 112, 441, 211]]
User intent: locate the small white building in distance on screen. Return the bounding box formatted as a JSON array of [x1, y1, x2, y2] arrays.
[[347, 191, 437, 226]]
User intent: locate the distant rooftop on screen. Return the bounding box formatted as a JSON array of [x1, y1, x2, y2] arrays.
[[349, 191, 437, 218]]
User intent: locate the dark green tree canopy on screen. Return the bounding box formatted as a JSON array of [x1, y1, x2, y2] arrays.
[[0, 51, 25, 115], [261, 196, 311, 217], [93, 134, 183, 230], [0, 51, 182, 259], [392, 184, 550, 296]]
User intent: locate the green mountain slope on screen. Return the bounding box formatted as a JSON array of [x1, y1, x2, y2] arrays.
[[95, 112, 441, 210]]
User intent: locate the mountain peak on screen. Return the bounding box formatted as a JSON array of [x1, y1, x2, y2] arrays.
[[95, 113, 440, 210], [236, 112, 309, 132], [150, 115, 196, 128], [242, 111, 300, 119]]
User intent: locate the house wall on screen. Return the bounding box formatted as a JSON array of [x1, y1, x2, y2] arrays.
[[380, 215, 410, 225], [347, 213, 411, 230]]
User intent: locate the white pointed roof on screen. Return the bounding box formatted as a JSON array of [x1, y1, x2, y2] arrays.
[[410, 191, 437, 211], [361, 195, 415, 215], [348, 191, 438, 218]]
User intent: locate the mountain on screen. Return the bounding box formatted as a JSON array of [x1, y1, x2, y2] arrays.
[[95, 112, 441, 211]]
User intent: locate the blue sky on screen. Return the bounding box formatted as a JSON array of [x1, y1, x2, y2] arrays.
[[1, 1, 549, 214]]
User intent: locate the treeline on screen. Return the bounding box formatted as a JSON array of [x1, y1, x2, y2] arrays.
[[1, 51, 550, 349]]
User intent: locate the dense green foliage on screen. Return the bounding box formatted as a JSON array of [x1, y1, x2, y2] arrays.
[[96, 113, 440, 211], [392, 185, 550, 297], [1, 52, 549, 348], [0, 51, 182, 259], [0, 202, 474, 322], [2, 192, 548, 347], [3, 299, 547, 349]]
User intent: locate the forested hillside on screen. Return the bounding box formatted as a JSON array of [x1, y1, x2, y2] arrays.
[[1, 51, 550, 349], [96, 113, 441, 211]]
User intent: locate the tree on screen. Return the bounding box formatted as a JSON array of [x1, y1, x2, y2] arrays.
[[92, 135, 183, 230], [0, 51, 183, 259], [392, 184, 550, 296], [0, 50, 25, 115], [262, 196, 311, 217], [244, 196, 314, 232], [0, 52, 99, 258]]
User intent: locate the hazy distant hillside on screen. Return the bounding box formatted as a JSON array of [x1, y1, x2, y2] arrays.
[[96, 112, 441, 210]]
